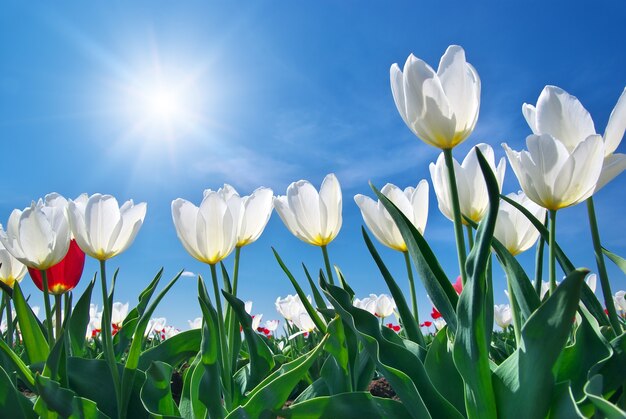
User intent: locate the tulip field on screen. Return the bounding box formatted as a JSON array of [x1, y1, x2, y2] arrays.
[[1, 44, 626, 419]]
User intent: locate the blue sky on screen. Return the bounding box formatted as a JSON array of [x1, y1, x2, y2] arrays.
[[1, 1, 625, 330]]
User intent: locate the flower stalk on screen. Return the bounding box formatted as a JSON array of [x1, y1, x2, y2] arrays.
[[321, 245, 334, 285], [403, 250, 419, 322], [443, 148, 468, 285], [587, 197, 622, 332], [3, 293, 13, 347], [534, 213, 548, 295], [40, 269, 54, 342], [99, 260, 121, 416], [210, 263, 232, 400], [548, 210, 557, 295]]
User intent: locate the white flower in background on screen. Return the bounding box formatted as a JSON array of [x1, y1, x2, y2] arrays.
[[291, 311, 317, 333], [171, 191, 237, 265], [586, 274, 597, 294], [86, 304, 102, 339], [430, 143, 506, 224], [0, 241, 27, 288], [162, 326, 180, 339], [613, 291, 626, 314], [494, 304, 512, 329], [390, 45, 481, 149], [523, 85, 626, 192], [353, 294, 396, 318], [433, 318, 447, 331], [264, 320, 279, 332], [214, 185, 274, 247], [538, 275, 596, 300], [503, 134, 604, 210], [0, 193, 71, 270], [494, 192, 546, 255], [145, 317, 167, 338], [244, 301, 263, 330], [111, 302, 129, 328], [68, 194, 147, 260], [354, 181, 429, 252], [275, 294, 310, 322], [274, 174, 342, 246], [188, 317, 203, 330]]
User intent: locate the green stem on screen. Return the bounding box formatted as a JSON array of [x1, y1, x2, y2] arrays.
[[549, 210, 557, 295], [465, 224, 475, 251], [403, 251, 419, 323], [99, 260, 121, 417], [4, 293, 13, 348], [54, 294, 62, 343], [534, 212, 548, 296], [228, 247, 242, 385], [232, 246, 241, 296], [321, 245, 335, 285], [64, 292, 73, 357], [443, 148, 468, 285], [210, 263, 232, 405], [586, 197, 622, 332], [506, 277, 522, 347], [40, 270, 54, 343]]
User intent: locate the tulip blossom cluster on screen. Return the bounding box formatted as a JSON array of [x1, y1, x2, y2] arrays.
[[353, 294, 396, 319], [275, 294, 319, 335]]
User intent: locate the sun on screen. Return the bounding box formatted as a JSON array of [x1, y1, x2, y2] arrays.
[[141, 83, 184, 124]]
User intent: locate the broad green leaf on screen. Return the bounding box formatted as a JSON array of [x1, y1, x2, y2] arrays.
[[279, 392, 410, 418], [302, 264, 328, 313], [226, 334, 329, 419], [0, 365, 36, 418], [372, 183, 458, 333], [273, 248, 327, 333], [548, 381, 585, 418], [293, 377, 329, 403], [592, 331, 626, 394], [223, 291, 275, 392], [140, 361, 181, 418], [0, 336, 36, 389], [321, 280, 463, 419], [12, 281, 49, 364], [34, 374, 110, 418], [555, 314, 611, 400], [453, 149, 499, 419], [602, 247, 626, 274], [362, 227, 424, 347], [42, 328, 67, 384], [138, 329, 201, 371], [424, 327, 465, 415], [584, 375, 626, 418], [354, 347, 376, 392], [335, 266, 356, 300], [177, 354, 206, 419], [321, 316, 351, 393], [500, 194, 609, 327], [493, 269, 587, 419], [68, 277, 96, 357]]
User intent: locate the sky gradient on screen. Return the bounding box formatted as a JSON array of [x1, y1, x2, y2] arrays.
[[1, 1, 625, 330]]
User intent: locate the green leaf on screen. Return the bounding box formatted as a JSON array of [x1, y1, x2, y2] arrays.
[[34, 374, 111, 418], [273, 247, 327, 333], [372, 182, 458, 333], [0, 336, 36, 389], [12, 281, 49, 364], [302, 264, 328, 313], [548, 381, 585, 418], [293, 377, 329, 403], [424, 327, 465, 415], [321, 316, 351, 393], [68, 277, 96, 357], [0, 365, 36, 418], [222, 291, 275, 392], [362, 227, 424, 347], [226, 334, 329, 419], [140, 361, 181, 418], [602, 247, 626, 274], [493, 269, 587, 419], [453, 148, 499, 419], [279, 392, 410, 418], [177, 355, 206, 419], [500, 194, 609, 327], [138, 329, 201, 371], [584, 375, 626, 418], [591, 331, 626, 394], [321, 280, 463, 419]]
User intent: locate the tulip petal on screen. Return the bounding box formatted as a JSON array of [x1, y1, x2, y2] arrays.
[[603, 87, 626, 156], [522, 104, 539, 134], [595, 153, 626, 192], [319, 174, 342, 243]]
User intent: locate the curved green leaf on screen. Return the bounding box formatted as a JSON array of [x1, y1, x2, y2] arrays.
[[138, 329, 201, 371], [0, 365, 36, 418], [280, 392, 410, 418], [424, 327, 465, 415], [68, 277, 96, 357], [602, 247, 626, 274], [12, 281, 49, 364], [34, 374, 110, 418], [584, 375, 626, 418], [140, 361, 181, 418]]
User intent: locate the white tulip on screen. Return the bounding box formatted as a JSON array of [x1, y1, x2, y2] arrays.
[[68, 194, 147, 260], [494, 192, 546, 255], [523, 85, 626, 192], [264, 320, 279, 332], [111, 302, 129, 327], [0, 193, 71, 270], [430, 143, 506, 223], [614, 291, 626, 313], [390, 45, 481, 149], [188, 317, 203, 330], [275, 294, 310, 322], [494, 304, 512, 329], [353, 294, 396, 318], [0, 241, 27, 288], [171, 191, 237, 265], [503, 134, 605, 211], [213, 184, 274, 247], [145, 317, 167, 338], [291, 311, 317, 333], [354, 181, 428, 252], [274, 174, 342, 246]]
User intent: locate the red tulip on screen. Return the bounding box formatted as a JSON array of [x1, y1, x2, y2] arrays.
[[29, 240, 85, 295]]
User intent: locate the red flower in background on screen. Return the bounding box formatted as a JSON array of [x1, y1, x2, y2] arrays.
[[385, 323, 401, 332], [420, 321, 433, 328], [453, 276, 463, 294], [29, 240, 85, 295], [431, 307, 442, 320]]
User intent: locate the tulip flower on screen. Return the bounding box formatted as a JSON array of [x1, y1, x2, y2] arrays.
[[390, 45, 481, 150], [613, 291, 626, 316], [68, 194, 147, 261], [188, 317, 202, 330], [494, 304, 512, 329], [274, 173, 342, 284], [521, 85, 626, 332], [275, 294, 310, 323], [430, 143, 506, 224], [0, 193, 71, 270], [354, 181, 428, 252], [0, 241, 27, 289], [28, 239, 85, 295], [111, 302, 129, 334], [494, 192, 546, 256], [353, 294, 396, 319], [522, 85, 626, 192]]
